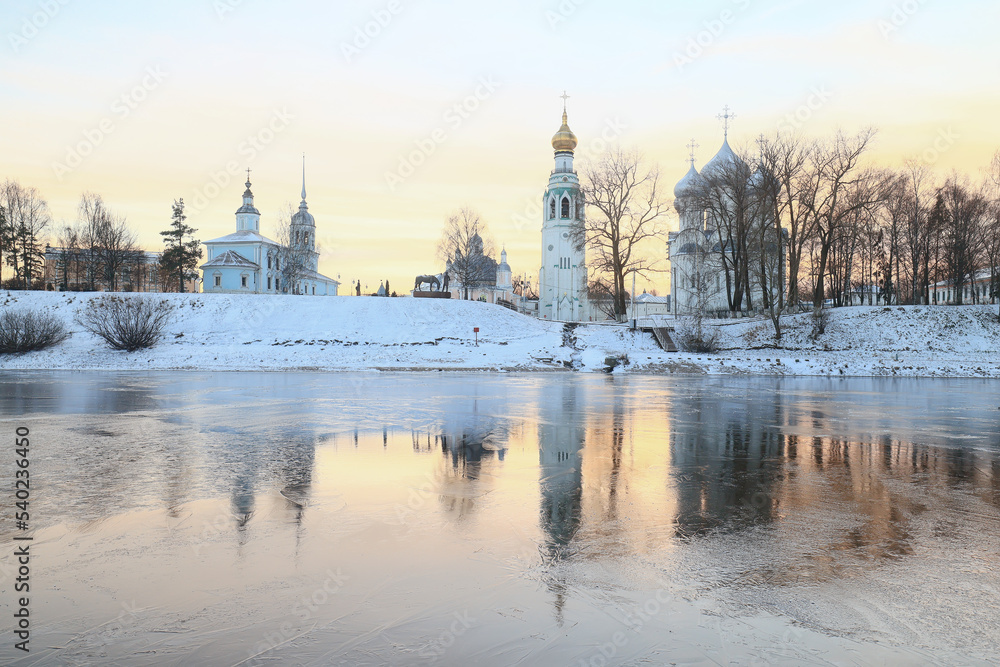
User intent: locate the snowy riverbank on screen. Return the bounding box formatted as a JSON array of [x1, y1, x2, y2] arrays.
[[1, 291, 998, 377]]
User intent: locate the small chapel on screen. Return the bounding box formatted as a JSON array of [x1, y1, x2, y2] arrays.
[[200, 162, 340, 296]]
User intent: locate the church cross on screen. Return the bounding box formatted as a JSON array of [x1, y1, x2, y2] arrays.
[[717, 105, 736, 139], [245, 167, 252, 183], [560, 90, 570, 111], [686, 138, 700, 167]]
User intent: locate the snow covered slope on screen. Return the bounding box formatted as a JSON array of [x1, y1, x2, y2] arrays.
[[1, 292, 998, 377], [0, 292, 599, 372]]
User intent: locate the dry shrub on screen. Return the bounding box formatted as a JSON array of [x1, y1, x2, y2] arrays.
[[76, 296, 174, 351], [0, 309, 70, 354]]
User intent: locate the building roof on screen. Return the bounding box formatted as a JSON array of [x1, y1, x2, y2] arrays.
[[635, 292, 669, 304], [204, 229, 281, 245], [674, 163, 704, 199], [200, 250, 260, 270], [301, 268, 340, 286], [702, 138, 745, 176], [551, 109, 578, 152]]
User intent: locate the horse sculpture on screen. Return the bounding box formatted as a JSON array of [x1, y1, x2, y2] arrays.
[[414, 274, 441, 291]]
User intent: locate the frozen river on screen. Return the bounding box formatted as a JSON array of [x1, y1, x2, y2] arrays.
[[1, 372, 999, 665]]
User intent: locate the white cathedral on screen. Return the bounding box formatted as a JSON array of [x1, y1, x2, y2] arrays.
[[538, 104, 593, 321], [201, 163, 340, 296], [668, 120, 783, 315]]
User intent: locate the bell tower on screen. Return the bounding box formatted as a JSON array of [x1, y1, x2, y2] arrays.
[[538, 93, 588, 321]]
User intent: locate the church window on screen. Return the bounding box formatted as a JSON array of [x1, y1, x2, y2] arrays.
[[267, 255, 272, 269], [561, 197, 570, 218], [312, 285, 316, 295], [267, 277, 272, 290], [275, 277, 280, 291], [550, 197, 556, 219], [241, 275, 248, 288], [304, 232, 309, 246], [214, 274, 221, 287]]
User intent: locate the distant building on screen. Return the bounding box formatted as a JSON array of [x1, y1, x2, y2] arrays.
[[42, 245, 198, 293], [929, 270, 998, 305], [627, 291, 671, 320], [443, 244, 517, 306], [201, 162, 339, 296]]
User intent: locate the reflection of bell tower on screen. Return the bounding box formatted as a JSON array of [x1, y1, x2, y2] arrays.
[[538, 381, 585, 624], [538, 384, 584, 552]]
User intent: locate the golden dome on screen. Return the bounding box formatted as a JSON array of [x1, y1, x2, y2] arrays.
[[551, 111, 578, 152]]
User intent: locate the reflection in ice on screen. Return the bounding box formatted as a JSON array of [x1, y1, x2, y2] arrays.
[[1, 372, 999, 665]]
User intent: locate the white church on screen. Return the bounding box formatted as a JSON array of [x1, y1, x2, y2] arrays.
[[538, 102, 595, 321], [668, 116, 783, 315], [201, 163, 340, 296]]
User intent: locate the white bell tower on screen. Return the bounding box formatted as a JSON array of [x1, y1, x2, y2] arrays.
[[539, 93, 588, 321]]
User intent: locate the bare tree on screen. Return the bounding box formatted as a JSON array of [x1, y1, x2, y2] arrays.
[[937, 175, 988, 305], [77, 193, 138, 291], [900, 161, 937, 304], [54, 223, 85, 290], [438, 207, 495, 300], [575, 148, 669, 321], [274, 202, 311, 294], [800, 129, 885, 312], [1, 180, 51, 289], [587, 277, 618, 320]]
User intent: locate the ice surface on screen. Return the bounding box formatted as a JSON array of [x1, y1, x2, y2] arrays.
[[1, 373, 999, 665]]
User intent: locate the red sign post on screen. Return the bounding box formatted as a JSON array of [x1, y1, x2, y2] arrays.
[[473, 327, 479, 346]]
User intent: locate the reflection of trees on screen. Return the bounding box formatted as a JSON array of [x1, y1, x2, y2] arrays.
[[668, 381, 785, 538], [666, 378, 1000, 585]]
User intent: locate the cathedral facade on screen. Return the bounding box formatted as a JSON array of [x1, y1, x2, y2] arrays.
[[668, 132, 783, 315], [201, 165, 340, 296]]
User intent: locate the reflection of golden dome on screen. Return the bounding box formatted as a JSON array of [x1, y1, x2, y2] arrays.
[[551, 111, 578, 152]]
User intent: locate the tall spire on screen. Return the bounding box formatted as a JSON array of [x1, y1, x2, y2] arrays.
[[300, 153, 307, 206]]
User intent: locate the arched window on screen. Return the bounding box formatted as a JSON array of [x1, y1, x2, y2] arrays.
[[304, 232, 309, 246], [294, 231, 300, 244], [549, 197, 556, 219], [267, 254, 272, 269], [561, 197, 570, 218]]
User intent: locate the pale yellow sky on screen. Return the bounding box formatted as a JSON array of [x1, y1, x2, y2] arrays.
[[3, 0, 999, 294]]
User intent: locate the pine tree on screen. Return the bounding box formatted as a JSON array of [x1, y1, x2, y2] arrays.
[[159, 199, 201, 292]]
